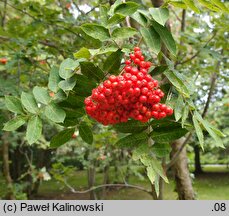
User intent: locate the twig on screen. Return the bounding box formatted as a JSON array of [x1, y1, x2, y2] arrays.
[[63, 180, 152, 195], [0, 0, 83, 39], [1, 0, 7, 28], [166, 52, 222, 169], [170, 7, 182, 22], [176, 31, 217, 66]]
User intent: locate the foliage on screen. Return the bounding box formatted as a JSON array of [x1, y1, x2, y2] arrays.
[[0, 0, 228, 198]]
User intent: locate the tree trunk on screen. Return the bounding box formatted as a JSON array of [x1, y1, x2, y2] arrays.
[[158, 157, 166, 200], [194, 145, 203, 175], [151, 0, 195, 200], [102, 165, 110, 199], [171, 137, 195, 200], [87, 166, 96, 200], [2, 132, 15, 199]]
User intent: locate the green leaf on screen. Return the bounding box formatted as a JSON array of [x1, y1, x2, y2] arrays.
[[21, 92, 39, 114], [183, 0, 200, 13], [73, 74, 97, 96], [58, 76, 76, 92], [169, 1, 187, 9], [50, 128, 75, 148], [192, 114, 204, 149], [5, 96, 24, 114], [198, 0, 221, 11], [152, 142, 171, 157], [164, 70, 190, 97], [194, 111, 224, 147], [140, 26, 161, 55], [80, 62, 104, 82], [64, 108, 85, 119], [114, 119, 148, 133], [100, 5, 108, 26], [112, 27, 137, 40], [209, 125, 226, 138], [150, 120, 188, 143], [3, 116, 26, 131], [74, 47, 91, 59], [174, 95, 184, 121], [149, 8, 169, 26], [149, 65, 168, 76], [181, 105, 189, 128], [114, 2, 139, 16], [79, 122, 93, 144], [81, 23, 110, 41], [48, 66, 61, 93], [152, 21, 176, 56], [108, 0, 122, 16], [146, 166, 156, 185], [33, 86, 50, 105], [26, 115, 42, 145], [210, 0, 229, 12], [151, 157, 168, 183], [44, 102, 66, 123], [116, 132, 148, 148], [59, 58, 79, 79], [103, 49, 123, 75], [131, 11, 148, 27], [107, 14, 125, 27], [140, 154, 168, 183]]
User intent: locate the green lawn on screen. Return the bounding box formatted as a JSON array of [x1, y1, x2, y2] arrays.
[[37, 166, 229, 200], [1, 166, 229, 200]]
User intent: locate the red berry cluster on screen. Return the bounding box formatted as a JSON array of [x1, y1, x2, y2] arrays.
[[84, 47, 173, 125]]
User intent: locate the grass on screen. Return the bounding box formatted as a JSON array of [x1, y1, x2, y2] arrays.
[[36, 165, 229, 200], [1, 165, 228, 200]]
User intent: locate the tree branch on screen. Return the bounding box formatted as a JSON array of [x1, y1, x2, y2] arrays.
[[63, 179, 152, 196], [176, 31, 217, 66], [166, 54, 221, 169], [1, 0, 7, 28]]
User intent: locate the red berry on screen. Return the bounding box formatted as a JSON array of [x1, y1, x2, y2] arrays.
[[130, 67, 138, 75], [124, 65, 132, 72], [133, 87, 141, 96], [134, 47, 141, 52], [166, 107, 173, 115], [158, 112, 166, 118], [109, 75, 117, 82], [152, 104, 160, 111], [125, 60, 131, 65], [141, 87, 149, 95], [104, 80, 112, 88], [151, 111, 158, 119], [104, 88, 112, 96], [134, 51, 142, 59], [130, 54, 135, 60], [139, 95, 147, 103], [134, 58, 141, 65]]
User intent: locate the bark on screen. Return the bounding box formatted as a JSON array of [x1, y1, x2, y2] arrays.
[[171, 137, 195, 200], [87, 166, 97, 200], [102, 165, 110, 199], [2, 132, 15, 199], [151, 0, 195, 200], [194, 145, 203, 175], [158, 157, 166, 200]]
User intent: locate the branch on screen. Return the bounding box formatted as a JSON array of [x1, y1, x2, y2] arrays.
[[176, 31, 217, 66], [63, 179, 152, 196], [166, 53, 222, 169], [0, 0, 83, 39], [1, 0, 7, 28]]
